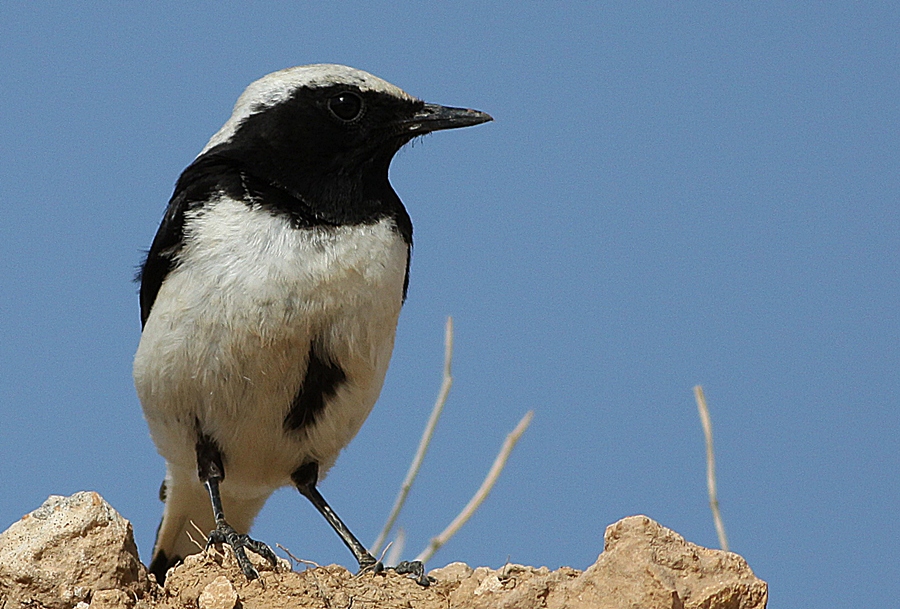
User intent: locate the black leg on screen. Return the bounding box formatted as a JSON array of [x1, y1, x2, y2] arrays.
[[291, 462, 433, 586], [291, 462, 380, 572], [197, 431, 277, 580]]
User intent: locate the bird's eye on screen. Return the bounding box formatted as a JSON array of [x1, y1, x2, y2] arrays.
[[327, 92, 364, 122]]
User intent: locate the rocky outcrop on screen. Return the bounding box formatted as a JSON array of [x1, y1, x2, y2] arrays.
[[0, 492, 152, 608], [0, 493, 767, 608]]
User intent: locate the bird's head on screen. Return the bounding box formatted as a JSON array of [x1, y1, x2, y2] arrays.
[[197, 64, 492, 201]]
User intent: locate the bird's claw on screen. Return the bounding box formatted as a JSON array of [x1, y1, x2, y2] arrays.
[[354, 556, 431, 586], [356, 555, 385, 576], [207, 524, 278, 580], [393, 560, 434, 587]]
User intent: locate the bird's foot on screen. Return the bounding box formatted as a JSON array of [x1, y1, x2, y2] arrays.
[[392, 560, 434, 587], [356, 554, 385, 576], [207, 523, 278, 580]]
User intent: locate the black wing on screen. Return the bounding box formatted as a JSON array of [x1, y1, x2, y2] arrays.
[[138, 195, 187, 327], [138, 153, 245, 327]]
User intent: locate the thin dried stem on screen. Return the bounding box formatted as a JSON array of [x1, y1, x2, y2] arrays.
[[414, 410, 534, 564], [385, 528, 406, 567], [276, 543, 321, 569], [694, 385, 729, 552], [371, 316, 455, 555], [187, 520, 206, 552]]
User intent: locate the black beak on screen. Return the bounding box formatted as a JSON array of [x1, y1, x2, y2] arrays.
[[401, 103, 493, 136]]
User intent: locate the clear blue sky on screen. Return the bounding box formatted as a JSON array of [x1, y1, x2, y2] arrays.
[[2, 3, 897, 606]]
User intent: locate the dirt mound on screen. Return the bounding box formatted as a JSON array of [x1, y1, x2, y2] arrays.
[[0, 492, 767, 608]]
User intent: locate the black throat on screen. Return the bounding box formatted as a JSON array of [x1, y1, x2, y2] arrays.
[[174, 149, 412, 239]]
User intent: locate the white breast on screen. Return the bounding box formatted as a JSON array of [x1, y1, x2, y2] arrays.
[[133, 196, 408, 499]]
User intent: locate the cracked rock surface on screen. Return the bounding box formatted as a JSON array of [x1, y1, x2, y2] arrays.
[[0, 493, 767, 609]]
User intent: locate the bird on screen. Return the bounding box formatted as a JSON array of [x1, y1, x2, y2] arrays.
[[132, 64, 491, 585]]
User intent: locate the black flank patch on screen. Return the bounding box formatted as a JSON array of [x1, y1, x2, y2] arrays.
[[285, 342, 347, 431]]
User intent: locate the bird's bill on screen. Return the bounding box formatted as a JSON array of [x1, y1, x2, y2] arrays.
[[401, 103, 493, 135]]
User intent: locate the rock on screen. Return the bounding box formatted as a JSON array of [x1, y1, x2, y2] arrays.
[[155, 516, 766, 609], [87, 589, 136, 609], [435, 515, 767, 609], [0, 493, 767, 609], [551, 514, 769, 609], [198, 576, 238, 609], [428, 561, 473, 583], [445, 563, 581, 609], [0, 491, 152, 609]]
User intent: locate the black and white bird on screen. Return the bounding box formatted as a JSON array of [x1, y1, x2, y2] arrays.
[[133, 64, 491, 585]]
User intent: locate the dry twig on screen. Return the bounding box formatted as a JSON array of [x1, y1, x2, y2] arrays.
[[187, 520, 207, 552], [384, 529, 405, 567], [371, 317, 455, 555], [276, 543, 321, 569], [414, 410, 535, 564], [694, 385, 729, 551]]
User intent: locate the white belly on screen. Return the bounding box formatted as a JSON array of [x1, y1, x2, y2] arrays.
[[133, 196, 407, 500]]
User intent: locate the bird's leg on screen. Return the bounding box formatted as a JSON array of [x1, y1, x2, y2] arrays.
[[203, 477, 278, 579], [291, 462, 380, 572], [197, 431, 277, 580], [291, 462, 433, 586]]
